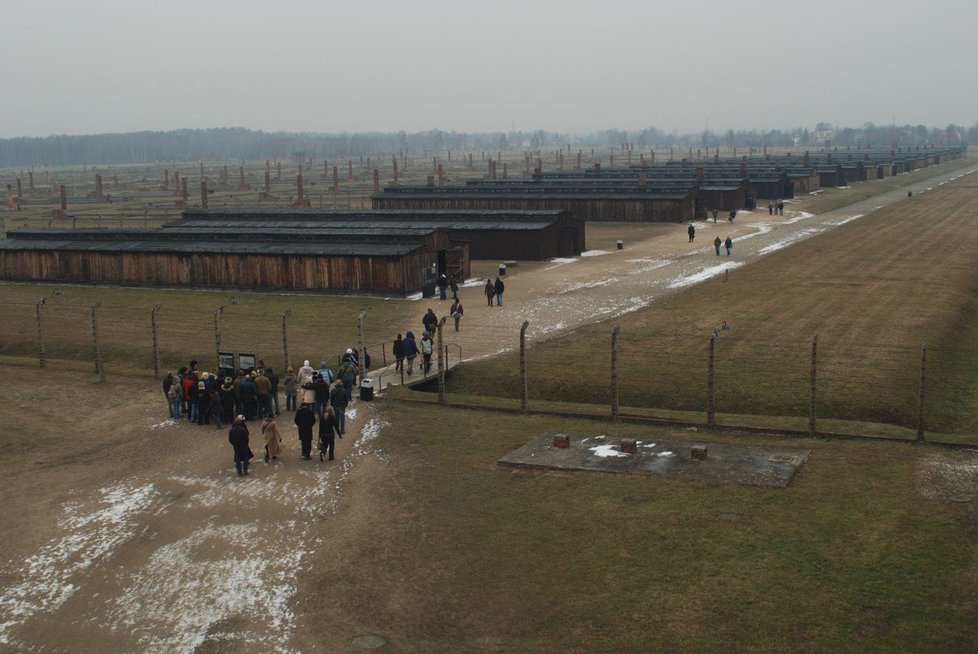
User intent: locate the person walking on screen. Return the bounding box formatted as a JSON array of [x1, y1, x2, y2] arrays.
[[403, 331, 419, 375], [294, 403, 316, 460], [729, 209, 737, 223], [712, 209, 718, 223], [313, 372, 330, 417], [724, 236, 733, 255], [450, 299, 463, 331], [687, 224, 696, 243], [449, 274, 459, 300], [420, 331, 434, 373], [163, 372, 176, 417], [337, 354, 358, 396], [493, 277, 505, 307], [422, 308, 438, 335], [166, 373, 181, 420], [261, 416, 283, 462], [393, 334, 405, 371], [318, 405, 342, 461], [485, 279, 495, 306], [228, 416, 251, 477], [329, 380, 350, 434], [283, 367, 297, 411], [714, 236, 722, 256], [768, 202, 774, 215], [778, 201, 784, 216]]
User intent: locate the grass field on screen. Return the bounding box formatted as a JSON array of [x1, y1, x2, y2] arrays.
[[307, 403, 978, 652], [444, 174, 978, 436]]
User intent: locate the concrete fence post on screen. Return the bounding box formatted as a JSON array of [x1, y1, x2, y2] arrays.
[[214, 306, 224, 367], [707, 333, 716, 427], [809, 333, 818, 437], [520, 320, 529, 413], [437, 317, 447, 405], [36, 301, 46, 369], [151, 304, 162, 376], [358, 310, 368, 376], [91, 302, 105, 382], [917, 340, 927, 441], [282, 309, 293, 371], [611, 324, 620, 422]]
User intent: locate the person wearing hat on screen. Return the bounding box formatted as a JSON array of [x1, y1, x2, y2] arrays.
[[298, 360, 315, 387], [318, 405, 342, 461], [228, 416, 251, 477], [220, 376, 236, 425], [293, 403, 316, 460], [337, 354, 358, 395]]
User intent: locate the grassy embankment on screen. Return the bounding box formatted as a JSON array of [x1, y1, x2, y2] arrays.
[[304, 403, 978, 652], [442, 174, 978, 437]]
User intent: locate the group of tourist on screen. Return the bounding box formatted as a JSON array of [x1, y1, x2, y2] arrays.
[[686, 224, 734, 256], [162, 353, 359, 477]]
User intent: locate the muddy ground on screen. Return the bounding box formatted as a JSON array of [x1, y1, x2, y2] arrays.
[[1, 163, 976, 652]]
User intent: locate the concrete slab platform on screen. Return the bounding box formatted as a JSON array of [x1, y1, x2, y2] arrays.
[[498, 433, 810, 488]]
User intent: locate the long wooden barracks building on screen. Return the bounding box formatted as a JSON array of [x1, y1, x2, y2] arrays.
[[0, 209, 584, 295]]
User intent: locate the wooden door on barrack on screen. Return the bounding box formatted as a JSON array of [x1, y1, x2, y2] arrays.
[[445, 247, 465, 280]]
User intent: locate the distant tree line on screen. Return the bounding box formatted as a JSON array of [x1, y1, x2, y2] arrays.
[[0, 123, 974, 167]]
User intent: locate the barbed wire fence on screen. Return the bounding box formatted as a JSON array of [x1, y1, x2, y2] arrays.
[[0, 297, 949, 440]]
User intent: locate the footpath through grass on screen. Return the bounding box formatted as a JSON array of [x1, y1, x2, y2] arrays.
[[444, 174, 978, 437], [307, 404, 978, 652]]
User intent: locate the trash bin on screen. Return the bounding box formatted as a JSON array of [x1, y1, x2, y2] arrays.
[[617, 240, 624, 250], [498, 263, 506, 276], [359, 378, 374, 401]]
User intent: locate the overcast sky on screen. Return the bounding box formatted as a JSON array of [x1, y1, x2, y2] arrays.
[[3, 0, 976, 138]]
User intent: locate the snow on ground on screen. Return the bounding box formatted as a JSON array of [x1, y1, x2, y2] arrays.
[[590, 444, 630, 458], [784, 211, 815, 224], [0, 483, 160, 645], [757, 228, 823, 255], [580, 250, 610, 257], [668, 262, 745, 289], [825, 214, 864, 226]]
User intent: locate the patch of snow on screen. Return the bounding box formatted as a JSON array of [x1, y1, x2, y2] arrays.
[[735, 223, 774, 241], [643, 443, 656, 448], [580, 250, 609, 257], [825, 214, 864, 226], [548, 257, 577, 265], [461, 278, 486, 288], [668, 262, 745, 288], [757, 228, 822, 255], [656, 451, 675, 457], [148, 420, 178, 430], [0, 483, 160, 644], [589, 444, 630, 458], [784, 211, 814, 224], [404, 291, 422, 301]]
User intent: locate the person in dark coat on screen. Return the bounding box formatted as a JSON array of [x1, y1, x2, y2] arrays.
[[239, 373, 258, 420], [196, 381, 210, 425], [714, 236, 722, 256], [220, 377, 236, 425], [393, 333, 405, 371], [485, 279, 495, 306], [294, 403, 316, 460], [729, 209, 737, 223], [162, 373, 175, 417], [329, 380, 350, 434], [436, 273, 448, 300], [208, 389, 224, 429], [228, 416, 251, 477], [266, 366, 280, 415], [403, 331, 419, 375], [687, 224, 696, 243], [724, 236, 733, 256], [450, 299, 463, 331], [313, 372, 330, 417], [711, 209, 718, 223], [318, 405, 342, 461], [449, 274, 459, 300], [422, 308, 438, 335], [493, 277, 505, 307]]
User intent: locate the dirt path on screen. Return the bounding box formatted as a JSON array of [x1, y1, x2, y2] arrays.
[[0, 371, 386, 652], [1, 163, 973, 652], [368, 164, 978, 385]]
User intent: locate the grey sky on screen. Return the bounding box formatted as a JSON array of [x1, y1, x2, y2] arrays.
[[3, 0, 976, 138]]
